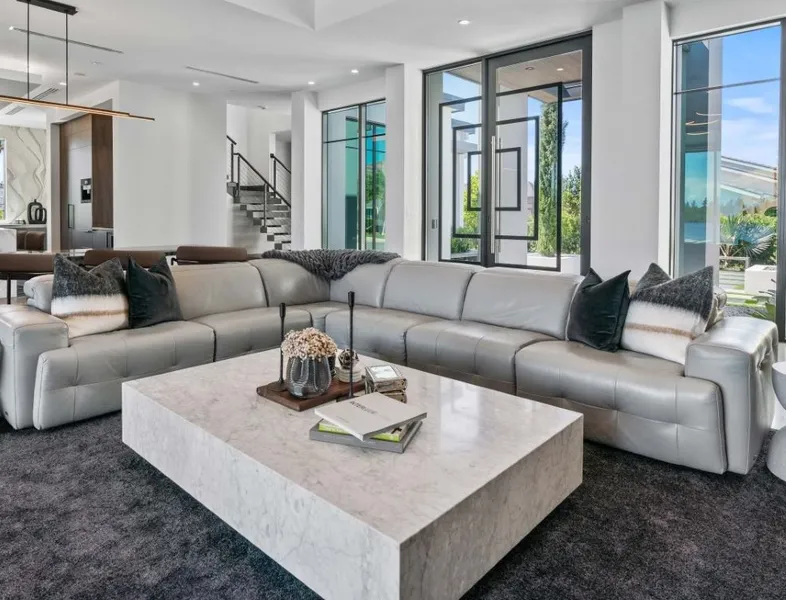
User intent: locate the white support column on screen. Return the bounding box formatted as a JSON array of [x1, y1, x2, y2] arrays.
[[385, 65, 423, 259], [621, 0, 672, 273], [591, 0, 672, 278], [46, 122, 60, 251], [290, 91, 322, 249]]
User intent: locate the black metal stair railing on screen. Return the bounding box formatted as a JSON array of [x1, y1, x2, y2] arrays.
[[271, 153, 291, 206], [227, 136, 291, 248]]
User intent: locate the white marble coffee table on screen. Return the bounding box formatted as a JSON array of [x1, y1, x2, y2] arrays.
[[122, 350, 583, 600]]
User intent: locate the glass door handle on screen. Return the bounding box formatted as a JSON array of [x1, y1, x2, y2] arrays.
[[489, 135, 497, 251]]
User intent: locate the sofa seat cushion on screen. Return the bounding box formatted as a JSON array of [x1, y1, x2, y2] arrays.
[[193, 307, 312, 361], [295, 301, 347, 331], [325, 308, 441, 362], [407, 320, 554, 391], [33, 321, 215, 430], [515, 341, 726, 473]]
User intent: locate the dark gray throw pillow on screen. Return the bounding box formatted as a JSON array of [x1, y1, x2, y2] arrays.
[[567, 268, 631, 352], [127, 257, 182, 329]]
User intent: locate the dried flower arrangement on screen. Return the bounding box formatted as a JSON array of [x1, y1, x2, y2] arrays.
[[281, 328, 338, 360]]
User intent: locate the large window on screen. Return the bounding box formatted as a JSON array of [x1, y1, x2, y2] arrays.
[[673, 23, 785, 329], [423, 36, 591, 273], [322, 100, 386, 250]]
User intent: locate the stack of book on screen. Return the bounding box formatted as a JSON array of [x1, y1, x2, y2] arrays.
[[364, 364, 408, 403], [310, 392, 426, 453]]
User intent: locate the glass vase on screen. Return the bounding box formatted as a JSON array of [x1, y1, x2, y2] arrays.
[[286, 356, 333, 399]]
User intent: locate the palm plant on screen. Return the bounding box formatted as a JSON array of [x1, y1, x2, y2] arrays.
[[719, 213, 776, 263]]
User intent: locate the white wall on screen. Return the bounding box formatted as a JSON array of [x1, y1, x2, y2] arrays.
[[670, 0, 786, 39], [50, 81, 228, 249], [275, 139, 291, 168], [318, 76, 385, 112]]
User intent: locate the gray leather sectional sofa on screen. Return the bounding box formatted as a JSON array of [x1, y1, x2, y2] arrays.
[[0, 258, 777, 475]]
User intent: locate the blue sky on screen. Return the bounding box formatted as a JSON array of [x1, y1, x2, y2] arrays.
[[712, 24, 781, 167]]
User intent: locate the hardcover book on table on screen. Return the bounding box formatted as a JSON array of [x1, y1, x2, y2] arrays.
[[316, 419, 412, 442], [315, 392, 426, 441], [309, 420, 422, 454]]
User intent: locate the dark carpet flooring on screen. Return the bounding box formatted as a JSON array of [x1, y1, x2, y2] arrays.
[[1, 415, 785, 600]]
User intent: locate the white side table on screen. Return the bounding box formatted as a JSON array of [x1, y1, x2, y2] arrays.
[[767, 362, 786, 481]]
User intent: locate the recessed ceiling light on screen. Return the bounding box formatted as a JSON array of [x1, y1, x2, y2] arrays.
[[59, 82, 67, 86], [556, 67, 564, 72], [308, 81, 316, 85], [192, 81, 200, 86], [8, 26, 15, 31], [458, 19, 471, 25], [351, 69, 359, 74], [91, 60, 102, 66]]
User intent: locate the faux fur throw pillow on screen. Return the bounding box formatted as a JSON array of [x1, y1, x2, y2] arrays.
[[621, 263, 714, 365], [51, 255, 128, 339]]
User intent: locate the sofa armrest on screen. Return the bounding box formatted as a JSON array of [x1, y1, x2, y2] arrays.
[[0, 305, 68, 429], [685, 317, 778, 474]]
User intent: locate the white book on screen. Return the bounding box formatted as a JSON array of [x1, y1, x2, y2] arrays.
[[315, 393, 427, 442]]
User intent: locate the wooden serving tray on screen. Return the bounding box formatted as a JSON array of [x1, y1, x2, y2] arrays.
[[257, 378, 366, 412]]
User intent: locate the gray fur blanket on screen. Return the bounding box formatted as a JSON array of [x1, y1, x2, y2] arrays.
[[260, 249, 400, 280]]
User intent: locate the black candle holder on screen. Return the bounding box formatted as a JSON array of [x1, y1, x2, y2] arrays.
[[268, 302, 287, 392], [347, 291, 355, 398]]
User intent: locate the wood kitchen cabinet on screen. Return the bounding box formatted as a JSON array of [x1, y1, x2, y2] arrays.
[[59, 114, 114, 250]]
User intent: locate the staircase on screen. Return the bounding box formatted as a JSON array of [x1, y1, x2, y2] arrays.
[[227, 136, 291, 250]]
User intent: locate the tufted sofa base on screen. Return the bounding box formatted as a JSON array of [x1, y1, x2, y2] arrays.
[[33, 321, 215, 430]]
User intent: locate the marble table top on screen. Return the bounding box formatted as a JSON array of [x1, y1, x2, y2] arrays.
[[125, 350, 582, 545]]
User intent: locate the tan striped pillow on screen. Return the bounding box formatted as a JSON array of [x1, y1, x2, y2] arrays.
[[51, 255, 128, 339]]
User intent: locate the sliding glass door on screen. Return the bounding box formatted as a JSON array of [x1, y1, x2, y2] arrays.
[[424, 35, 591, 272], [673, 22, 785, 332], [323, 100, 386, 250]]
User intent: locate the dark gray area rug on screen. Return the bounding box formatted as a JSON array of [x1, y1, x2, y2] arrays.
[[1, 414, 785, 600]]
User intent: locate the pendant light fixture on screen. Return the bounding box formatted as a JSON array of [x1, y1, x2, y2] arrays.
[[0, 0, 154, 122]]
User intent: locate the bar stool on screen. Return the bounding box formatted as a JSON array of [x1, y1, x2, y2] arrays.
[[173, 245, 248, 265], [83, 249, 164, 269], [0, 253, 55, 304]]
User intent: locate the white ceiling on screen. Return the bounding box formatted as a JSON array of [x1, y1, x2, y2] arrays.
[[0, 0, 688, 125]]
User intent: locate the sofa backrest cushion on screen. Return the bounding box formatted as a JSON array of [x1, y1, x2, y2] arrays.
[[382, 261, 479, 320], [329, 259, 402, 308], [25, 274, 54, 313], [172, 262, 266, 320], [249, 259, 330, 306], [461, 267, 581, 338]]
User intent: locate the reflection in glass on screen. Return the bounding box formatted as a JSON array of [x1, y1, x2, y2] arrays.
[[425, 64, 483, 263], [673, 24, 782, 322]]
